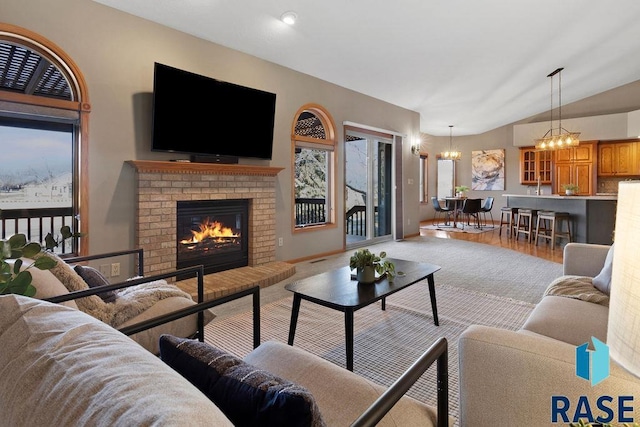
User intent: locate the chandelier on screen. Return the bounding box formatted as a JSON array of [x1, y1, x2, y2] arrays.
[[440, 125, 461, 160], [534, 67, 580, 151]]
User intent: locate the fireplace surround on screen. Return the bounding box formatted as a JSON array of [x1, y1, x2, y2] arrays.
[[128, 161, 283, 277]]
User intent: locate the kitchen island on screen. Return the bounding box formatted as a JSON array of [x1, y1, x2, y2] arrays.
[[503, 194, 616, 245]]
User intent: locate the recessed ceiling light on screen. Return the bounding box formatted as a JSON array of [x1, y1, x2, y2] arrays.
[[281, 11, 297, 25]]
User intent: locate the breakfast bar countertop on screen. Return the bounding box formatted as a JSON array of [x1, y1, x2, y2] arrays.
[[503, 193, 617, 245], [502, 193, 617, 200]]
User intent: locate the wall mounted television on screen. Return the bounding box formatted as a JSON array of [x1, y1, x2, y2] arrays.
[[151, 62, 276, 161]]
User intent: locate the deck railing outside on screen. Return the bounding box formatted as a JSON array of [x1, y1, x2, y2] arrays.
[[294, 200, 380, 236], [295, 198, 326, 226], [0, 207, 75, 254], [345, 205, 381, 237], [346, 205, 366, 236]]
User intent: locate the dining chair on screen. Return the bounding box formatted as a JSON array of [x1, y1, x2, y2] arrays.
[[479, 197, 495, 228], [431, 197, 453, 227], [461, 198, 483, 229]]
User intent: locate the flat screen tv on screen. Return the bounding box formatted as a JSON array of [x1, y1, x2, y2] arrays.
[[151, 63, 276, 161]]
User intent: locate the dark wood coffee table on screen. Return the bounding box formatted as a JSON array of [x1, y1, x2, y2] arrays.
[[285, 258, 441, 371]]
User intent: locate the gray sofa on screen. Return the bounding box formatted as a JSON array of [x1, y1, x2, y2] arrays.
[[0, 292, 449, 426], [458, 243, 640, 424]]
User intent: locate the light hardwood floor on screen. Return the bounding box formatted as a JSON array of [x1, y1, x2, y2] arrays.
[[419, 220, 564, 264]]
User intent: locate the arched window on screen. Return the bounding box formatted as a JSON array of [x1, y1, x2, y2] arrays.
[[0, 24, 90, 254], [292, 104, 337, 231]]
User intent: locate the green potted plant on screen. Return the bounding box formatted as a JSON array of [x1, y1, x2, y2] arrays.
[[562, 183, 579, 196], [0, 233, 57, 296], [455, 185, 470, 197], [349, 249, 395, 284]]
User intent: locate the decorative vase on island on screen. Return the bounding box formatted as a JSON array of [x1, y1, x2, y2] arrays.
[[565, 190, 575, 196], [356, 266, 376, 284]]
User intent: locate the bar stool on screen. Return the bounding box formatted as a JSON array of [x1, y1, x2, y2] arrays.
[[499, 207, 517, 237], [535, 211, 572, 249], [534, 210, 553, 244], [515, 208, 538, 242]]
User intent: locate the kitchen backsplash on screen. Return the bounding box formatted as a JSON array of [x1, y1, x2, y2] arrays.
[[598, 177, 640, 194]]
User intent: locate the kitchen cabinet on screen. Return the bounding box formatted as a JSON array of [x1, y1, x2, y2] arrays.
[[598, 140, 639, 176], [553, 141, 596, 195], [519, 148, 552, 185], [555, 142, 594, 163]]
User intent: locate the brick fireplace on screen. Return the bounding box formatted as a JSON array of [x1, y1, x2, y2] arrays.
[[127, 161, 283, 277]]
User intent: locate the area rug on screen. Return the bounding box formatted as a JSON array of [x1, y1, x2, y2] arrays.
[[294, 236, 563, 304], [204, 282, 535, 425], [420, 223, 494, 234]]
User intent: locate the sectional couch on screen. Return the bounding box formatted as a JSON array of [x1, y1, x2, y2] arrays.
[[0, 291, 448, 426], [458, 243, 640, 424]]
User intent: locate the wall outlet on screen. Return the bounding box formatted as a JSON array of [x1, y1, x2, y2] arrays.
[[99, 264, 111, 278], [278, 237, 283, 247], [111, 262, 120, 277]]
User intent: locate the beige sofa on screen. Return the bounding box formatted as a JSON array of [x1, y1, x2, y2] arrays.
[[458, 243, 640, 424], [0, 293, 448, 426]]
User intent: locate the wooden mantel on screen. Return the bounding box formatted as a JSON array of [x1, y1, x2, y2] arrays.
[[127, 160, 284, 176]]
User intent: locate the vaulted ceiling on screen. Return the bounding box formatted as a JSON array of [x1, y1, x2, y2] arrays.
[[89, 1, 640, 135]]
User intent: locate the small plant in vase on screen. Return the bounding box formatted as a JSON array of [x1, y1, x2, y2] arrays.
[[562, 183, 579, 196], [455, 185, 470, 197], [349, 249, 395, 284]]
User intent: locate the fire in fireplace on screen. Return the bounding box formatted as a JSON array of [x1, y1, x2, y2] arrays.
[[180, 218, 239, 247], [176, 199, 249, 274]]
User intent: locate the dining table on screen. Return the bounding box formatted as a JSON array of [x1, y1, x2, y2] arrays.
[[444, 196, 467, 228]]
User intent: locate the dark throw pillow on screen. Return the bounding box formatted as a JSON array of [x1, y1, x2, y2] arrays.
[[592, 243, 614, 296], [159, 335, 325, 427], [74, 265, 117, 303]]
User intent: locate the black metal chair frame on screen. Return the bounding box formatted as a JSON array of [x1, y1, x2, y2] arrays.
[[45, 248, 261, 348], [351, 337, 448, 427], [45, 249, 449, 427]]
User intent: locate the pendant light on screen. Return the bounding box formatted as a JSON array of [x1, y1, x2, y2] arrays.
[[534, 68, 580, 151], [440, 125, 461, 160]]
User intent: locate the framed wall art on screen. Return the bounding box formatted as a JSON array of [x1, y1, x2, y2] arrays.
[[471, 149, 505, 190]]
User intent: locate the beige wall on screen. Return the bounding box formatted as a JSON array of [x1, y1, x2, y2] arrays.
[[3, 0, 421, 266], [419, 125, 520, 221]]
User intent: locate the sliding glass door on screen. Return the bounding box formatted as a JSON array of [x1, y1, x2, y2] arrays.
[[345, 130, 393, 247]]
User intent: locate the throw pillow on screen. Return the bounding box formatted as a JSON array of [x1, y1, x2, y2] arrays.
[[592, 243, 614, 295], [5, 258, 78, 309], [34, 251, 112, 323], [74, 265, 117, 303], [159, 335, 326, 427]]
